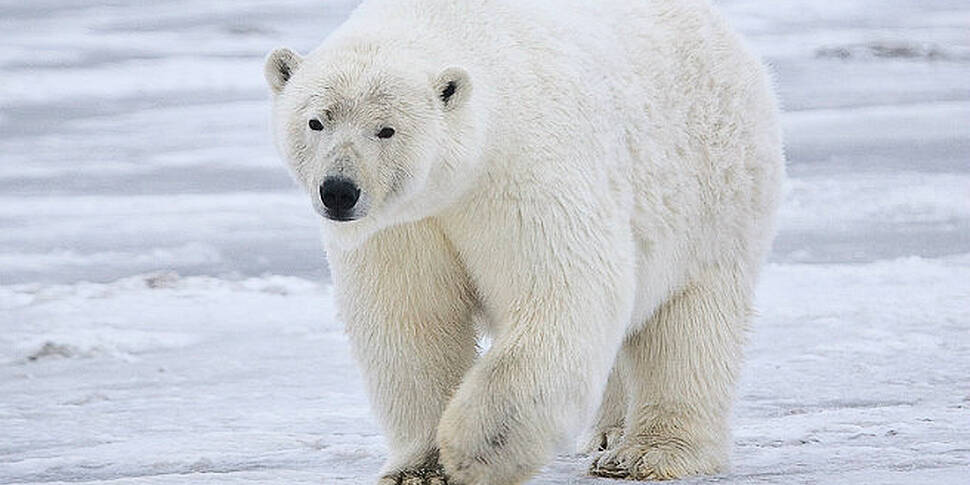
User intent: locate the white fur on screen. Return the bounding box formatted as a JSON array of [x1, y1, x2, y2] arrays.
[[266, 0, 784, 483]]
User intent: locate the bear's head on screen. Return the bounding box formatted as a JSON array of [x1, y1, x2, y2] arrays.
[[264, 45, 484, 248]]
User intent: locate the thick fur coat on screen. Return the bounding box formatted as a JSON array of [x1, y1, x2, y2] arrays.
[[265, 0, 784, 483]]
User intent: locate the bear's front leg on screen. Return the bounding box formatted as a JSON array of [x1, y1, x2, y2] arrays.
[[436, 201, 636, 485], [327, 221, 478, 484]]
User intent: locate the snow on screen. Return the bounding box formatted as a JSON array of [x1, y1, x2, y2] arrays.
[[1, 0, 968, 483], [3, 261, 968, 484]]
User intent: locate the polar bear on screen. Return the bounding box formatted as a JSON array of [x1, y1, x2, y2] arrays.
[[264, 0, 784, 483]]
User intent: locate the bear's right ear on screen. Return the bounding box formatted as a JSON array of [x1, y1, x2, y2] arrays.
[[264, 47, 303, 95]]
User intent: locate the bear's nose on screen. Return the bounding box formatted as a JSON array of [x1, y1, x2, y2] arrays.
[[319, 177, 361, 216]]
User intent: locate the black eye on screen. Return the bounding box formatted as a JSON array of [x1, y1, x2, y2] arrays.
[[377, 127, 395, 139], [308, 119, 324, 131]]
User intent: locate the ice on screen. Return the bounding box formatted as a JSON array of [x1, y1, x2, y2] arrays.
[[1, 0, 968, 483], [2, 260, 967, 484]]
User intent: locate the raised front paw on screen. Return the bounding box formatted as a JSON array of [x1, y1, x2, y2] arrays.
[[437, 406, 519, 485], [589, 434, 724, 481], [378, 461, 450, 485], [436, 385, 548, 485]]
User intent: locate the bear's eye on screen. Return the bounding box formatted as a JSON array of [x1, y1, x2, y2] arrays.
[[308, 119, 324, 131], [376, 127, 395, 139]]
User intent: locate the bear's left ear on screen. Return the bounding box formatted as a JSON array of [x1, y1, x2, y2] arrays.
[[265, 47, 303, 95], [433, 66, 471, 112]]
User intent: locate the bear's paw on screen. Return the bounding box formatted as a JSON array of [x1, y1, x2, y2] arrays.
[[378, 463, 450, 485], [589, 434, 724, 481], [583, 424, 625, 454]]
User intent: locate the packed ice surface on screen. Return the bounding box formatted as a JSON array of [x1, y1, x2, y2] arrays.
[[1, 0, 968, 483], [3, 260, 969, 484]]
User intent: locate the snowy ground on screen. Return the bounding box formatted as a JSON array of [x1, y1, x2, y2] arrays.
[[1, 0, 969, 484]]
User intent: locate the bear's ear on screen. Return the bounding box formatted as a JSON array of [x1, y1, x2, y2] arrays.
[[264, 47, 303, 95], [433, 66, 471, 112]]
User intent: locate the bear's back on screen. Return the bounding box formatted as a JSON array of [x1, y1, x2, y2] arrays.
[[322, 0, 783, 270]]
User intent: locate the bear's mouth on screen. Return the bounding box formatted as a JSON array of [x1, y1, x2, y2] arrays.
[[326, 214, 357, 222], [324, 211, 359, 222]]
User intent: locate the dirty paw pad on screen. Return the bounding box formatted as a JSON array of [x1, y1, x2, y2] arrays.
[[378, 463, 450, 485]]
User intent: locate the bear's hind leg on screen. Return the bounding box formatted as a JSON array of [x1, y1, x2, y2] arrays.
[[583, 364, 627, 454], [590, 269, 752, 480]]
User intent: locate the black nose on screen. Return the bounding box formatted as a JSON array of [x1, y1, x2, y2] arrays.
[[320, 177, 360, 214]]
